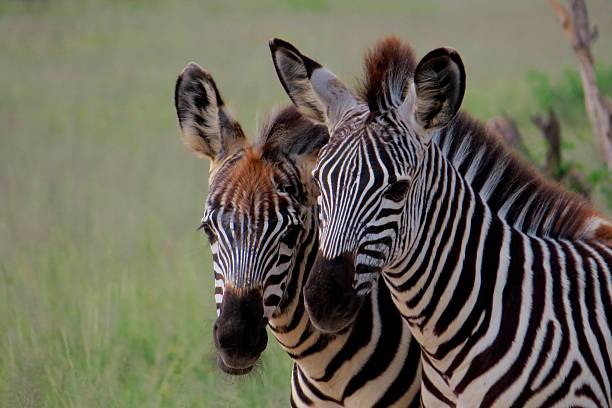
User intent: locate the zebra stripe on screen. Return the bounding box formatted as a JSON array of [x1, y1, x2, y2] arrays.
[[201, 107, 423, 407], [313, 104, 612, 408], [174, 65, 425, 404], [266, 37, 612, 406]]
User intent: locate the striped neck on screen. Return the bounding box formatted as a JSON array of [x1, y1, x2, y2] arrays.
[[268, 205, 318, 332], [432, 112, 610, 242], [269, 204, 422, 403], [382, 143, 510, 377], [383, 140, 612, 404], [267, 205, 337, 379]]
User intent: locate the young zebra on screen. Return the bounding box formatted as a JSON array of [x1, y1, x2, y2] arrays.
[[174, 63, 423, 407], [270, 37, 612, 407]]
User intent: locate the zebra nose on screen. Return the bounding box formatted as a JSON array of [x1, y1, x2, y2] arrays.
[[214, 319, 267, 352], [304, 251, 361, 333], [213, 288, 268, 373]]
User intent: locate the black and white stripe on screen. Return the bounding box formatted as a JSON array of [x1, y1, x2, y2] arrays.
[[204, 115, 423, 407], [270, 37, 612, 407], [175, 66, 424, 407]]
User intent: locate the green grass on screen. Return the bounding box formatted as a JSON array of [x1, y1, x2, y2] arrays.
[[1, 0, 611, 406]]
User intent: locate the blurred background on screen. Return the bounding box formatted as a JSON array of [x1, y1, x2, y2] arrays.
[[1, 0, 611, 406]]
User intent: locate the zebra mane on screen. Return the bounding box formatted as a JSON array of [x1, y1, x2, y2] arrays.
[[435, 112, 611, 241], [257, 105, 328, 159], [357, 36, 416, 113]]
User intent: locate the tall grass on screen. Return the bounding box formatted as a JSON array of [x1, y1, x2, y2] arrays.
[[1, 0, 611, 406]]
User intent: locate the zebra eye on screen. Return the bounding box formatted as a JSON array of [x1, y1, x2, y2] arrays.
[[278, 184, 298, 197], [198, 220, 216, 242], [282, 223, 303, 247], [383, 180, 411, 202]]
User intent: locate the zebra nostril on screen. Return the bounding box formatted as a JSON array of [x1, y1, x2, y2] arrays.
[[217, 332, 235, 350]]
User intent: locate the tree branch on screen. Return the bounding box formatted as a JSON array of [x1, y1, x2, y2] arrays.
[[532, 109, 591, 197], [549, 0, 612, 169], [532, 110, 561, 178]]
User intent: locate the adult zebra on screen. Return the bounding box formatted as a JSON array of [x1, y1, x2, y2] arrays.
[[270, 37, 612, 407], [174, 63, 422, 407]]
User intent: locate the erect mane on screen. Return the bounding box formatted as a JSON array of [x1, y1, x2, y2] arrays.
[[357, 36, 416, 113], [434, 112, 612, 241]]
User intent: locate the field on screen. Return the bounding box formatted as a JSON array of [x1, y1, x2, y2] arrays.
[[1, 0, 611, 406]]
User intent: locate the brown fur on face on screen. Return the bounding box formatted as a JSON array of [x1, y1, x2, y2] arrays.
[[203, 107, 329, 236], [207, 106, 328, 215], [209, 148, 278, 214]]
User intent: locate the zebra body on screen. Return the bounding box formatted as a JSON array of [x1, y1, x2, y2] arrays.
[[174, 63, 422, 407], [270, 37, 612, 406], [385, 139, 612, 406]]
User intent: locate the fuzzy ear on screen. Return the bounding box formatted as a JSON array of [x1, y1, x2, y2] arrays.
[[269, 38, 358, 129], [174, 63, 246, 161], [259, 106, 328, 162], [259, 106, 329, 204], [407, 47, 465, 131]]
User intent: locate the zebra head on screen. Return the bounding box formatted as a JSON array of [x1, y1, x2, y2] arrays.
[[270, 37, 465, 333], [175, 63, 327, 374]]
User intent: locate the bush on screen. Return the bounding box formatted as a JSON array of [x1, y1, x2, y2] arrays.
[[524, 65, 612, 210], [526, 65, 612, 125]]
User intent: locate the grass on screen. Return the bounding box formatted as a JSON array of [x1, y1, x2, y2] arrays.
[[1, 0, 611, 406]]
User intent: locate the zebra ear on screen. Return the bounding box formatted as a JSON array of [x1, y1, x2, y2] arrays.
[[174, 63, 246, 161], [260, 106, 329, 163], [405, 47, 465, 132], [269, 38, 358, 129], [259, 106, 329, 204]]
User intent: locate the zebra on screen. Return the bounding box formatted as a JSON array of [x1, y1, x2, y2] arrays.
[[174, 62, 423, 407], [270, 36, 612, 407]]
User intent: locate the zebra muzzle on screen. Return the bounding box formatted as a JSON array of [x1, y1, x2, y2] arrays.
[[213, 288, 268, 375], [304, 251, 363, 333]]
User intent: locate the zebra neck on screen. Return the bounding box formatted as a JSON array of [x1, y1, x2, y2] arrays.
[[268, 206, 367, 382], [386, 143, 510, 356], [267, 206, 330, 373], [432, 112, 609, 241]]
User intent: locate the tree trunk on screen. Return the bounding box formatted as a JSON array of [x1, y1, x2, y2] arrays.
[[549, 0, 612, 169]]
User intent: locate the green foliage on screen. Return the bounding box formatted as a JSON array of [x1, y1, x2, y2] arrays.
[[524, 66, 612, 205], [589, 167, 612, 209], [526, 65, 612, 124]]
